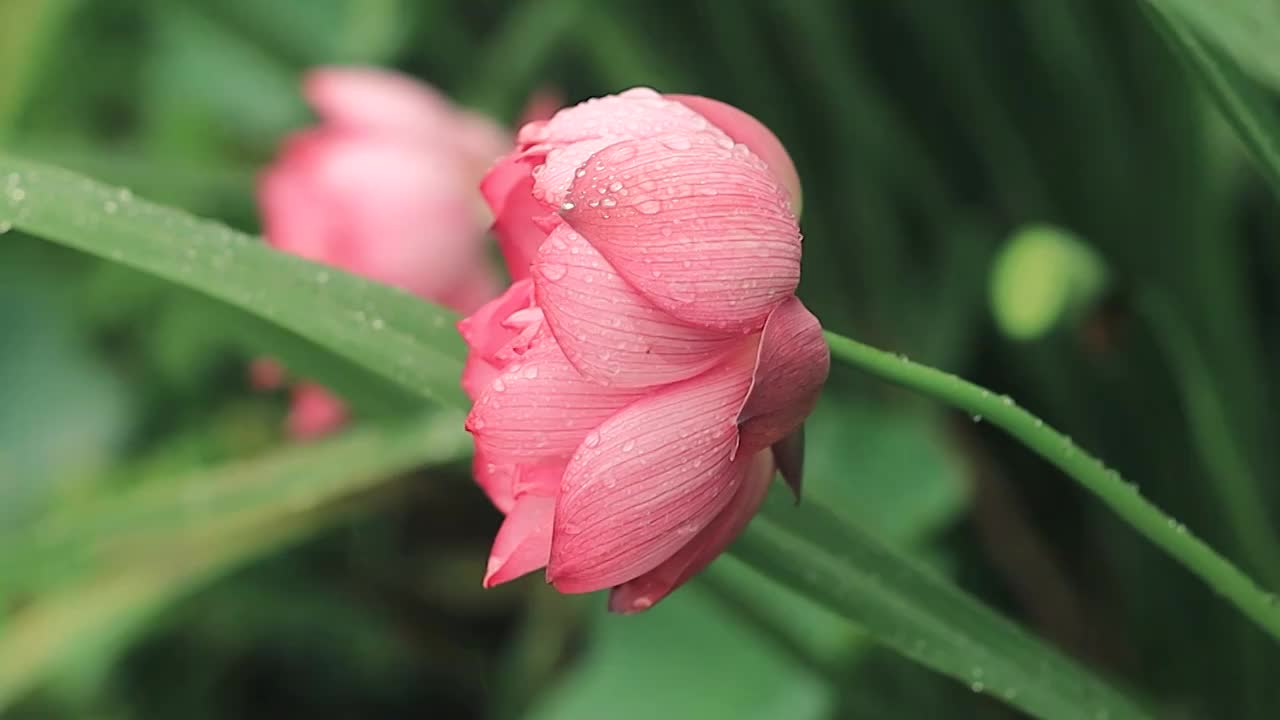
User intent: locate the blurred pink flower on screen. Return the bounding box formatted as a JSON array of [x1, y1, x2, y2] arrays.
[[257, 67, 511, 438], [462, 88, 828, 612]]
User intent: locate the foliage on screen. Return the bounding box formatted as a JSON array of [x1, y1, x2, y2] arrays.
[[3, 1, 1280, 718]]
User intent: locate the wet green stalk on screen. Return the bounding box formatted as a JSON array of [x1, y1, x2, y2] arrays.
[[823, 330, 1280, 643]]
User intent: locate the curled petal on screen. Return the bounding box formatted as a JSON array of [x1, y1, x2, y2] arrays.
[[466, 340, 645, 464], [481, 154, 548, 279], [562, 135, 800, 333], [458, 279, 534, 361], [547, 348, 757, 593], [522, 88, 729, 208], [609, 449, 775, 613], [484, 493, 557, 587], [669, 94, 802, 211], [770, 426, 806, 500], [736, 297, 829, 456], [533, 223, 739, 387], [458, 280, 536, 400]]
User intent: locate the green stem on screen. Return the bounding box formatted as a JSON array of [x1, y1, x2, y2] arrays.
[[822, 330, 1280, 643]]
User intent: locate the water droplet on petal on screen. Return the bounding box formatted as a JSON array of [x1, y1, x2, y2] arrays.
[[523, 365, 539, 379], [622, 439, 636, 452], [637, 200, 661, 214], [539, 264, 567, 281], [584, 431, 601, 448]]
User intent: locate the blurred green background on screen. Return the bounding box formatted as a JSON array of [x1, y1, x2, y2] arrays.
[[2, 0, 1280, 717]]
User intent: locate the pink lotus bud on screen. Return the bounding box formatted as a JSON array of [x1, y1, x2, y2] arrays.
[[256, 67, 509, 438], [464, 88, 828, 611]]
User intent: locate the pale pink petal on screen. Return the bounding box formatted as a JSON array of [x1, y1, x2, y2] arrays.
[[450, 110, 513, 169], [298, 135, 481, 299], [466, 340, 645, 464], [533, 223, 741, 387], [483, 493, 556, 587], [736, 296, 829, 456], [609, 449, 776, 613], [287, 384, 348, 439], [442, 261, 504, 316], [517, 87, 714, 148], [304, 67, 457, 138], [547, 348, 757, 593], [669, 94, 802, 208], [561, 135, 800, 333], [481, 154, 548, 280], [258, 132, 342, 263]]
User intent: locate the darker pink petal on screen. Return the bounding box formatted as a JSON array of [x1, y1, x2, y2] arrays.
[[458, 280, 540, 401], [561, 135, 800, 333], [481, 154, 548, 280], [736, 296, 830, 456], [287, 384, 348, 440], [609, 449, 775, 613], [484, 493, 557, 587], [474, 450, 516, 513], [547, 348, 756, 593], [770, 426, 806, 500], [466, 339, 645, 464], [533, 223, 739, 387], [669, 94, 802, 208]]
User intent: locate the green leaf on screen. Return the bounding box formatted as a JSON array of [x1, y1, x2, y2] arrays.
[[0, 155, 469, 411], [0, 410, 469, 708], [732, 491, 1153, 720], [804, 400, 970, 543], [0, 242, 134, 524], [0, 0, 77, 142], [1145, 0, 1280, 95], [1142, 0, 1280, 198], [527, 586, 832, 720]]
